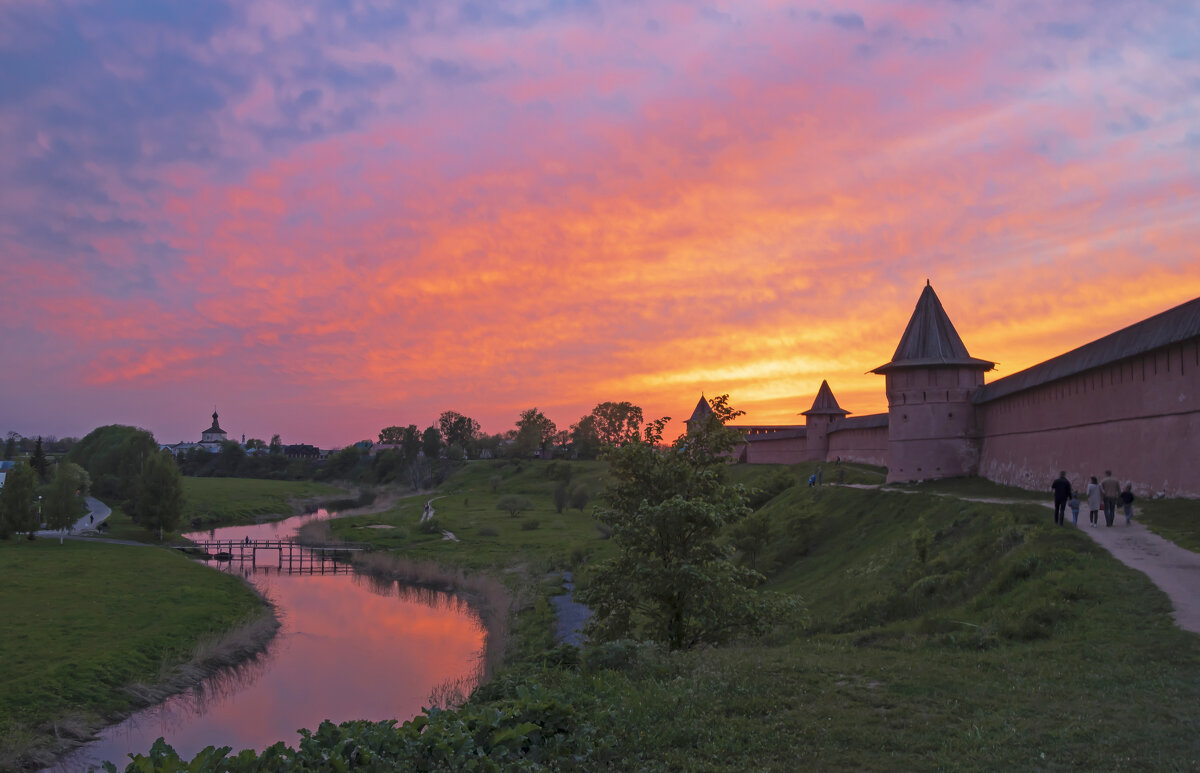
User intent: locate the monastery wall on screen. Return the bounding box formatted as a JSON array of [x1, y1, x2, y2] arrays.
[[743, 435, 809, 464], [977, 339, 1200, 497], [826, 417, 888, 467]]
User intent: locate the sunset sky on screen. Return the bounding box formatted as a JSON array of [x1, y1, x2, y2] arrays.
[[3, 1, 1199, 448]]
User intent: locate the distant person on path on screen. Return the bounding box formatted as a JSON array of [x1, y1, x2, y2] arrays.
[[1050, 471, 1072, 525], [1068, 489, 1081, 526], [1120, 484, 1136, 526], [1086, 476, 1102, 527], [1100, 470, 1121, 527]]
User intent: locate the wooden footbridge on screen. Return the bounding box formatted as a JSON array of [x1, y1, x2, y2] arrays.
[[177, 538, 373, 575]]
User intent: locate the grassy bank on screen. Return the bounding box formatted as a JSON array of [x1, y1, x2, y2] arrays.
[[181, 477, 349, 529], [326, 460, 614, 572], [1136, 497, 1200, 553], [0, 539, 268, 770]]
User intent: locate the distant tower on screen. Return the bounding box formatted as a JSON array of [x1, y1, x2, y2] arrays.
[[871, 282, 994, 482], [801, 380, 848, 462], [201, 410, 228, 444], [686, 395, 714, 436]]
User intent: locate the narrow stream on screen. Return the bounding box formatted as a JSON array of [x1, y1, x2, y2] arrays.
[[60, 509, 486, 770]]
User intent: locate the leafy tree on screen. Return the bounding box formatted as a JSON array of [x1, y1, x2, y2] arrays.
[[132, 451, 184, 541], [730, 511, 772, 570], [67, 425, 159, 500], [378, 425, 405, 445], [591, 401, 644, 447], [214, 440, 246, 476], [513, 408, 557, 458], [569, 415, 601, 460], [553, 483, 569, 514], [400, 425, 423, 463], [580, 396, 799, 650], [3, 432, 17, 460], [30, 436, 49, 481], [245, 437, 267, 451], [324, 445, 361, 479], [438, 411, 481, 456], [422, 426, 443, 460], [569, 485, 590, 512], [44, 463, 85, 543], [269, 434, 284, 454], [497, 495, 534, 518], [0, 462, 38, 541]]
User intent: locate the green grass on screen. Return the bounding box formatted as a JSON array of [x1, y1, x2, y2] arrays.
[[181, 477, 348, 528], [1137, 497, 1200, 554], [888, 475, 1049, 501], [328, 460, 615, 572], [469, 483, 1200, 770], [0, 539, 264, 766]]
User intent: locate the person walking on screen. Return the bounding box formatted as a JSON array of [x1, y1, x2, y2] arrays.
[[1100, 470, 1121, 527], [1050, 471, 1072, 525], [1086, 476, 1102, 527], [1068, 489, 1081, 527], [1120, 484, 1136, 526]]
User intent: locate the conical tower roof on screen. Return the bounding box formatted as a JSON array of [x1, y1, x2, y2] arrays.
[[687, 395, 714, 423], [872, 282, 995, 373], [801, 380, 849, 416]]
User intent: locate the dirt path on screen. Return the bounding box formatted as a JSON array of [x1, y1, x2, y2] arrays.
[[417, 495, 459, 541], [837, 483, 1200, 636]]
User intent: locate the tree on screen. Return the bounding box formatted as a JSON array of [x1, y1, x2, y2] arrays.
[[569, 485, 590, 512], [215, 441, 246, 476], [67, 425, 159, 500], [132, 451, 184, 542], [269, 434, 284, 454], [44, 463, 84, 543], [569, 415, 601, 460], [378, 425, 405, 445], [3, 432, 17, 460], [513, 408, 557, 458], [730, 511, 772, 570], [30, 436, 49, 482], [497, 495, 534, 518], [591, 401, 644, 447], [324, 446, 361, 479], [245, 438, 268, 451], [0, 462, 37, 541], [438, 411, 481, 456], [553, 484, 569, 514], [580, 396, 799, 650], [400, 425, 423, 463], [422, 426, 443, 460]]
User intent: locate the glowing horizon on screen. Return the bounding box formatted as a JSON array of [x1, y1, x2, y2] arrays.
[[2, 2, 1199, 448]]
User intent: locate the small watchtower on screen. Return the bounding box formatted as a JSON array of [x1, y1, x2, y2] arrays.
[[872, 282, 994, 482], [800, 380, 848, 461]]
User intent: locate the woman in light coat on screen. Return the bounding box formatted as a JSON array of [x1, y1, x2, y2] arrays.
[[1086, 476, 1103, 527]]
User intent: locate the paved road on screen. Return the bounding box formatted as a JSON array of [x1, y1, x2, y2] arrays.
[[35, 496, 112, 539]]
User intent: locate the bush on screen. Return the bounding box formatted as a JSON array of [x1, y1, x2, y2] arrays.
[[478, 526, 500, 537], [418, 517, 442, 535], [521, 518, 540, 531]]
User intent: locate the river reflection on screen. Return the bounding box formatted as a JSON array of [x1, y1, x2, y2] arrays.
[[61, 510, 486, 770]]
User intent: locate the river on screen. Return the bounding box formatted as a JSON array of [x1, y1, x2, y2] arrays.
[[59, 509, 486, 770]]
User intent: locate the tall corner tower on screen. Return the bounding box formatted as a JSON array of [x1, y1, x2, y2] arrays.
[[685, 395, 714, 436], [871, 282, 994, 482], [800, 380, 848, 462]]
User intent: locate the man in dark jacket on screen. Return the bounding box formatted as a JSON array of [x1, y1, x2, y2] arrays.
[[1051, 471, 1072, 525]]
